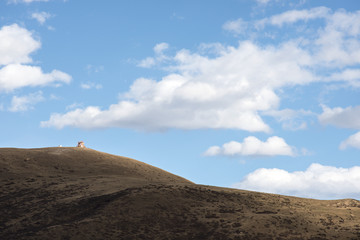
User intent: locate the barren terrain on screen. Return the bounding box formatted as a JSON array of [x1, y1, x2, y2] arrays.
[[1, 147, 359, 239]]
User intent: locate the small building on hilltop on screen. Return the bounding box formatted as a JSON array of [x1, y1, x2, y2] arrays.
[[77, 141, 86, 148]]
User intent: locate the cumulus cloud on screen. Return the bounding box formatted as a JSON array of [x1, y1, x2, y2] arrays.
[[42, 40, 317, 131], [0, 24, 40, 65], [319, 105, 360, 129], [340, 131, 360, 150], [31, 12, 52, 25], [9, 91, 44, 112], [42, 8, 360, 132], [233, 163, 360, 199], [0, 64, 71, 92], [204, 136, 295, 157], [0, 24, 71, 92]]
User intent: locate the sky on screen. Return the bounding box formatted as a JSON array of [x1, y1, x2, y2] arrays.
[[1, 0, 360, 200]]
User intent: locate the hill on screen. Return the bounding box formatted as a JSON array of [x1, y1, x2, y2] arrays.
[[0, 147, 359, 239]]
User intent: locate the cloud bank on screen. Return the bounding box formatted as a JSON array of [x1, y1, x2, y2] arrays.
[[42, 40, 313, 131], [233, 163, 360, 199], [42, 8, 360, 132]]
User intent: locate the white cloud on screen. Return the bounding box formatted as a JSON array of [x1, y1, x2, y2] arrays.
[[255, 0, 270, 4], [81, 82, 102, 90], [153, 42, 169, 55], [0, 24, 40, 66], [9, 91, 44, 112], [319, 105, 360, 150], [328, 68, 360, 87], [138, 57, 155, 68], [319, 105, 360, 129], [254, 8, 360, 68], [223, 18, 248, 35], [42, 9, 360, 132], [233, 163, 360, 199], [0, 64, 71, 92], [198, 43, 227, 56], [66, 102, 83, 111], [313, 9, 360, 139], [255, 0, 307, 7], [308, 8, 360, 149], [315, 9, 360, 67], [138, 42, 169, 68], [258, 7, 330, 27], [204, 136, 295, 157], [204, 146, 221, 156], [264, 109, 314, 131], [8, 0, 48, 3], [340, 131, 360, 150], [42, 40, 317, 131], [31, 12, 52, 25], [0, 24, 71, 92]]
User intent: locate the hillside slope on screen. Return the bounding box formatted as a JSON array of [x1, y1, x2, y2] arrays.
[[0, 147, 359, 239]]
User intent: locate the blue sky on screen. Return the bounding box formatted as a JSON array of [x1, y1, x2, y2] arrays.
[[1, 0, 360, 199]]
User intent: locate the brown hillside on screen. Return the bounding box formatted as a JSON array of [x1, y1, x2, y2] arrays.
[[0, 147, 191, 192], [0, 147, 359, 239]]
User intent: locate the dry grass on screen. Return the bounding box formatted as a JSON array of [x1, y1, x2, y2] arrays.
[[1, 147, 359, 239]]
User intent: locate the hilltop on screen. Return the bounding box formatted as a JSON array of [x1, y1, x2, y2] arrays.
[[0, 147, 359, 239]]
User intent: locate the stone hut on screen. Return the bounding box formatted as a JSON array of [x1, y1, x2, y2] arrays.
[[77, 141, 86, 148]]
